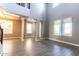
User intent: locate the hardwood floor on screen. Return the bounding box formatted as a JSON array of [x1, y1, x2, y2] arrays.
[[3, 38, 79, 56]]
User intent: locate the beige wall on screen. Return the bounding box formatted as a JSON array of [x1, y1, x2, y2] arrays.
[[3, 19, 22, 39]]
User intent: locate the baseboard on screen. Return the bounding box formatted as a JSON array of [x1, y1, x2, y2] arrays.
[[3, 37, 21, 39], [25, 36, 46, 39], [25, 36, 36, 38], [49, 38, 79, 47]]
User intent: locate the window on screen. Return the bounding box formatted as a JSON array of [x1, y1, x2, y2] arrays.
[[16, 3, 25, 7], [16, 3, 20, 5], [53, 3, 60, 8], [62, 18, 72, 36], [26, 23, 32, 34], [27, 3, 30, 9], [20, 3, 25, 7], [53, 18, 72, 36], [39, 22, 41, 37], [0, 20, 13, 34], [53, 20, 61, 35], [16, 3, 30, 9]]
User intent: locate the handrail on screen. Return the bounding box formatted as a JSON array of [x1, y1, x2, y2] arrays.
[[0, 27, 3, 44]]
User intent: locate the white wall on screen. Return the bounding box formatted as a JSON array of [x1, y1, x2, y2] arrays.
[[0, 3, 46, 20], [47, 3, 79, 45], [30, 3, 46, 20], [0, 3, 30, 16], [30, 3, 47, 38]]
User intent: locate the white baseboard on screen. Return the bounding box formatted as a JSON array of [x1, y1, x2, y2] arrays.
[[49, 38, 79, 47], [25, 36, 45, 39], [25, 36, 35, 38], [3, 37, 21, 39]]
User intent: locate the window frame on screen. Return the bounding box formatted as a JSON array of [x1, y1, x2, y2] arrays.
[[53, 20, 61, 36], [53, 17, 72, 36], [62, 18, 72, 36], [16, 3, 25, 7], [26, 22, 33, 34]]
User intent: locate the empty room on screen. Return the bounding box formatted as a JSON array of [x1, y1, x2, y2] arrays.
[[0, 3, 79, 56]]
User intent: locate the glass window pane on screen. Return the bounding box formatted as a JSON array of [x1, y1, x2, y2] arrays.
[[53, 20, 61, 35], [26, 23, 32, 34], [62, 18, 72, 36], [39, 22, 41, 37]]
